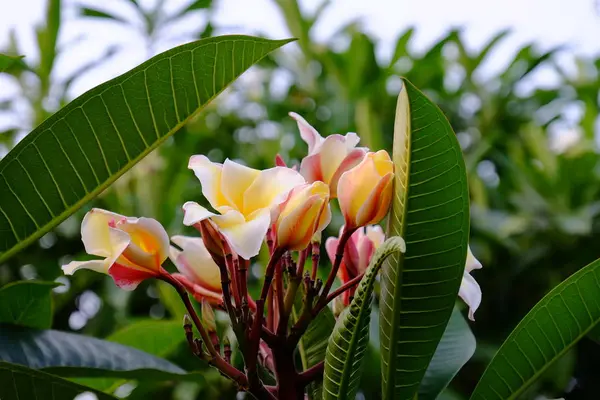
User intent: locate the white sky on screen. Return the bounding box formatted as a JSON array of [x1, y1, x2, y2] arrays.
[[0, 0, 599, 99]]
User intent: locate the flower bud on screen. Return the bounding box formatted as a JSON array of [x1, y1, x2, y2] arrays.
[[326, 225, 385, 305], [169, 235, 222, 305], [197, 219, 225, 267], [201, 299, 217, 333], [337, 150, 394, 229], [272, 182, 331, 251], [291, 112, 366, 198]]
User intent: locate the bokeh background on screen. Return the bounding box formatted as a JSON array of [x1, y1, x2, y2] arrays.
[[1, 0, 600, 398]]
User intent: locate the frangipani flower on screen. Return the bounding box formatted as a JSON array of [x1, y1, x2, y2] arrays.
[[326, 225, 385, 305], [337, 150, 394, 229], [169, 235, 222, 305], [62, 208, 169, 290], [291, 112, 366, 198], [273, 181, 331, 251], [459, 246, 483, 321], [183, 156, 305, 260]]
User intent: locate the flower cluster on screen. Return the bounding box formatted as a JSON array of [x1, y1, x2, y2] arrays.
[[62, 112, 483, 396]]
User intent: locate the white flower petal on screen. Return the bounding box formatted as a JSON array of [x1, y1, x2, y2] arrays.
[[81, 209, 127, 257], [459, 271, 481, 321], [466, 245, 483, 272], [219, 209, 271, 260], [289, 112, 325, 154], [188, 155, 228, 209], [221, 159, 260, 208], [243, 166, 305, 216], [182, 201, 216, 226], [62, 259, 109, 275]]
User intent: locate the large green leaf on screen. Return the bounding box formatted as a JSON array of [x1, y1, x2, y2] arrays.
[[0, 35, 293, 263], [471, 258, 600, 399], [0, 361, 116, 400], [418, 307, 476, 399], [0, 324, 187, 380], [380, 79, 470, 399], [0, 280, 59, 329], [293, 288, 336, 400], [323, 237, 405, 400], [107, 319, 185, 357]]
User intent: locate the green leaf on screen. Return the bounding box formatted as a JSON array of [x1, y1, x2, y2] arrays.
[[0, 281, 59, 329], [0, 361, 116, 400], [0, 324, 187, 381], [379, 79, 470, 400], [294, 288, 336, 399], [80, 7, 129, 24], [0, 35, 293, 263], [389, 27, 415, 67], [323, 237, 405, 400], [0, 54, 25, 73], [471, 258, 600, 399], [107, 319, 185, 357], [418, 307, 476, 399]]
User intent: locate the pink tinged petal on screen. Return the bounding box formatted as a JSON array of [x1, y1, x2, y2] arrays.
[[243, 166, 305, 216], [356, 234, 375, 274], [365, 225, 385, 248], [325, 236, 339, 265], [108, 262, 158, 291], [459, 271, 481, 321], [170, 235, 222, 291], [289, 112, 324, 154], [218, 209, 272, 260], [299, 153, 323, 183], [342, 132, 361, 150], [62, 260, 109, 276], [318, 135, 355, 184], [221, 159, 260, 208], [355, 173, 394, 227], [328, 148, 367, 197], [188, 155, 228, 209], [182, 202, 216, 226]]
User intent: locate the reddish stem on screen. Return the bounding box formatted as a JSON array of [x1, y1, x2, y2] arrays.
[[298, 361, 324, 386], [310, 242, 320, 281], [324, 272, 364, 306], [314, 228, 355, 312]]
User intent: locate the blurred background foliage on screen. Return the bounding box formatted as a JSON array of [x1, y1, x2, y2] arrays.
[[1, 0, 600, 398]]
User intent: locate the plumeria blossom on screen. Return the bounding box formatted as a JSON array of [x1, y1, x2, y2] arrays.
[[337, 150, 394, 229], [272, 181, 331, 251], [291, 112, 367, 198], [182, 156, 305, 260], [459, 246, 483, 321], [62, 208, 169, 290], [169, 235, 223, 305], [326, 225, 385, 305]]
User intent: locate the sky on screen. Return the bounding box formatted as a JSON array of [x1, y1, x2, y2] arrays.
[[0, 0, 599, 109]]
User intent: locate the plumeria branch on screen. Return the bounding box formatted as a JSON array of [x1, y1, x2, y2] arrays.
[[157, 270, 249, 389], [324, 271, 364, 306]]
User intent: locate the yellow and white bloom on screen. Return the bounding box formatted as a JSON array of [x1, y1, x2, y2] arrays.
[[183, 156, 305, 260], [272, 181, 331, 251], [459, 246, 483, 321], [62, 208, 169, 290], [291, 112, 366, 198], [337, 150, 394, 229], [169, 235, 222, 305]]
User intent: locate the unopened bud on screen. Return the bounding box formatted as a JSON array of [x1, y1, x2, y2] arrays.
[[332, 295, 346, 318], [201, 299, 217, 333], [311, 231, 322, 245], [183, 314, 192, 329], [198, 219, 225, 266]]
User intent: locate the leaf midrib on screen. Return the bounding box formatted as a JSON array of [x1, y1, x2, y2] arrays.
[[383, 80, 412, 399]]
